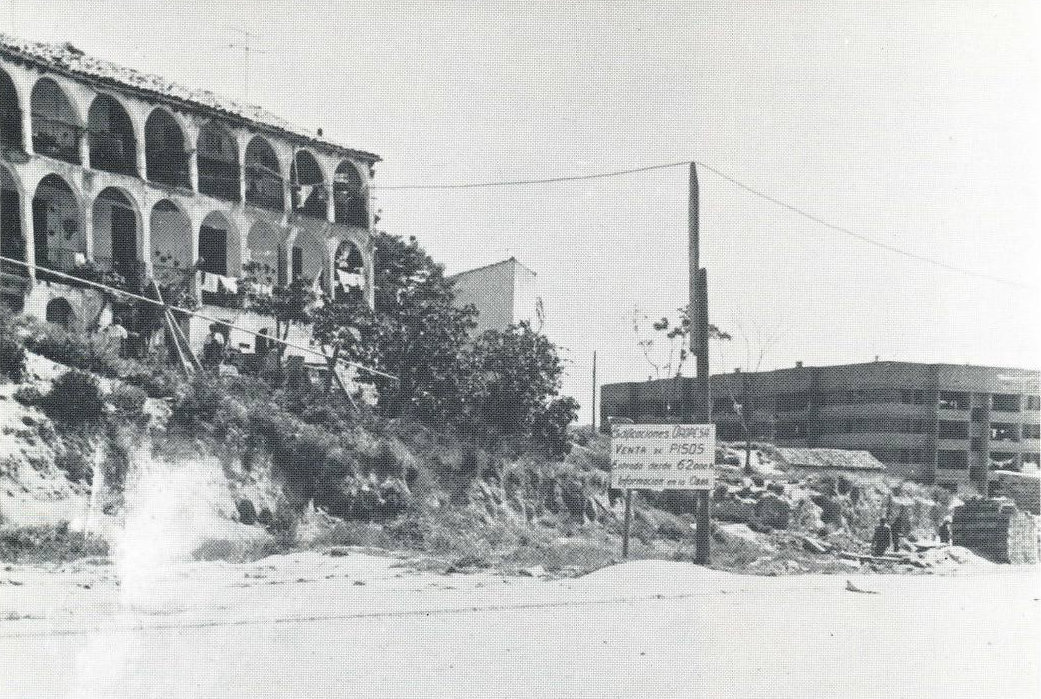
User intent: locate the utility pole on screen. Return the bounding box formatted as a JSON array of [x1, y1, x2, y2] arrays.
[[591, 350, 598, 434], [689, 162, 712, 565]]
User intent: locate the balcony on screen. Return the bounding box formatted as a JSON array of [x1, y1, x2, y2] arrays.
[[32, 114, 82, 165]]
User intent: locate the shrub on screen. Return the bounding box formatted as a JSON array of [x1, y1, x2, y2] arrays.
[[0, 522, 109, 563], [12, 385, 42, 406], [108, 383, 147, 419], [0, 333, 26, 382], [41, 371, 105, 425]]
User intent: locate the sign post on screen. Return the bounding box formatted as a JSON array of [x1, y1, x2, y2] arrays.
[[611, 423, 716, 559]]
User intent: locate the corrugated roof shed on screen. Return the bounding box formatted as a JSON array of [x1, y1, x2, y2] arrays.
[[0, 32, 379, 163], [775, 447, 886, 472]]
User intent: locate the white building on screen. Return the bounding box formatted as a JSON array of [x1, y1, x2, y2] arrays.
[[0, 33, 377, 356], [449, 257, 541, 336]]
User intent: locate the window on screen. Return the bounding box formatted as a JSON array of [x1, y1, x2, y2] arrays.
[[1026, 396, 1040, 411], [1022, 423, 1040, 440], [938, 392, 970, 410], [938, 421, 969, 439], [990, 423, 1018, 442], [901, 389, 927, 405], [776, 392, 809, 411], [971, 438, 983, 451], [971, 407, 987, 422], [991, 394, 1020, 412], [937, 451, 968, 470]]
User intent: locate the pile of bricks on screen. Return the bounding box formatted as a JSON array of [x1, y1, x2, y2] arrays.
[[952, 498, 1038, 564]]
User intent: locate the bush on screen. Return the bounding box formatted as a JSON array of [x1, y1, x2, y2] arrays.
[[108, 383, 147, 419], [0, 522, 109, 563], [0, 333, 26, 382], [12, 385, 42, 406], [41, 371, 105, 425]]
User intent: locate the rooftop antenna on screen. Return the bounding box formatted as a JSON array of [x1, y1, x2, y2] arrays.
[[225, 26, 267, 102]]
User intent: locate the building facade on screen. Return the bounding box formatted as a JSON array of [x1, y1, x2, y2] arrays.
[[601, 361, 1041, 493], [449, 257, 541, 335], [0, 34, 377, 354]]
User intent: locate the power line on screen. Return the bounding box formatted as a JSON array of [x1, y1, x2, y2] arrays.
[[373, 160, 693, 189], [374, 159, 1035, 291]]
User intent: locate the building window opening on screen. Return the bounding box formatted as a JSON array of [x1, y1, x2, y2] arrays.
[[1023, 423, 1040, 440], [938, 392, 970, 410], [92, 187, 142, 288], [1, 165, 26, 280], [31, 78, 81, 164], [245, 222, 283, 287], [32, 174, 84, 276], [991, 394, 1020, 412], [0, 69, 22, 151], [88, 95, 137, 176], [989, 452, 1018, 471], [197, 123, 240, 202], [936, 451, 968, 470], [290, 150, 326, 219], [145, 109, 189, 188], [244, 137, 284, 211], [990, 423, 1018, 442], [150, 199, 193, 287], [938, 421, 969, 439], [45, 297, 75, 328], [333, 240, 364, 302], [1026, 396, 1040, 411], [198, 212, 240, 306], [333, 161, 367, 227]]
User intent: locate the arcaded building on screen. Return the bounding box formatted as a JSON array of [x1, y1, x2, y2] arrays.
[[0, 34, 377, 352], [601, 361, 1041, 494]]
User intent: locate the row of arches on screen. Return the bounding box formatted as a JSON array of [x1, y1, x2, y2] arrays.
[[0, 164, 368, 303], [0, 65, 369, 226]]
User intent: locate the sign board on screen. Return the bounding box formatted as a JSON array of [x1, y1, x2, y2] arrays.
[[610, 424, 716, 491]]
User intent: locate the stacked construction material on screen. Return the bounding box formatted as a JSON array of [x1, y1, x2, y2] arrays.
[[952, 498, 1037, 564]]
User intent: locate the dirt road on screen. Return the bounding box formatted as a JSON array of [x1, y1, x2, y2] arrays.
[[1, 553, 1037, 698]]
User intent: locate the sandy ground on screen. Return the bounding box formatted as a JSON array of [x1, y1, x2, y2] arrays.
[[0, 551, 1038, 699]]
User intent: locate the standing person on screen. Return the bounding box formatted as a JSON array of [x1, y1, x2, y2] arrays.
[[938, 517, 952, 544], [872, 517, 893, 557], [892, 509, 910, 552]]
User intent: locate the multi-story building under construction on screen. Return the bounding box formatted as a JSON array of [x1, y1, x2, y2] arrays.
[[601, 361, 1040, 494]]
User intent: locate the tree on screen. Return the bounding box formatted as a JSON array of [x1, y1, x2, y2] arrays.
[[463, 322, 578, 454], [314, 233, 476, 420], [633, 304, 731, 379]]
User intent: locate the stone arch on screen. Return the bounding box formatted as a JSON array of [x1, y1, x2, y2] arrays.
[[150, 199, 193, 287], [333, 160, 367, 227], [198, 210, 241, 277], [290, 149, 326, 218], [0, 67, 23, 151], [246, 220, 284, 286], [291, 228, 326, 287], [92, 187, 143, 284], [197, 122, 240, 202], [45, 297, 75, 328], [333, 238, 366, 302], [145, 107, 189, 188], [88, 93, 138, 176], [244, 136, 284, 211], [31, 77, 82, 164], [32, 173, 85, 273]]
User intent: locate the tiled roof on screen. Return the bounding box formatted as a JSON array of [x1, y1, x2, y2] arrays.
[[0, 32, 379, 163], [775, 447, 886, 472]]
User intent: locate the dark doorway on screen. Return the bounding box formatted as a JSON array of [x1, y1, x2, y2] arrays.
[[199, 225, 228, 276], [32, 197, 49, 267], [111, 205, 137, 276], [1, 190, 23, 260]]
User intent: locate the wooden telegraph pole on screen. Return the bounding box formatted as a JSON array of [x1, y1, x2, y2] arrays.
[[689, 163, 713, 564]]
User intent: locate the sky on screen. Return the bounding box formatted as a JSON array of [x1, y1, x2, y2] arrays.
[[3, 1, 1039, 421]]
